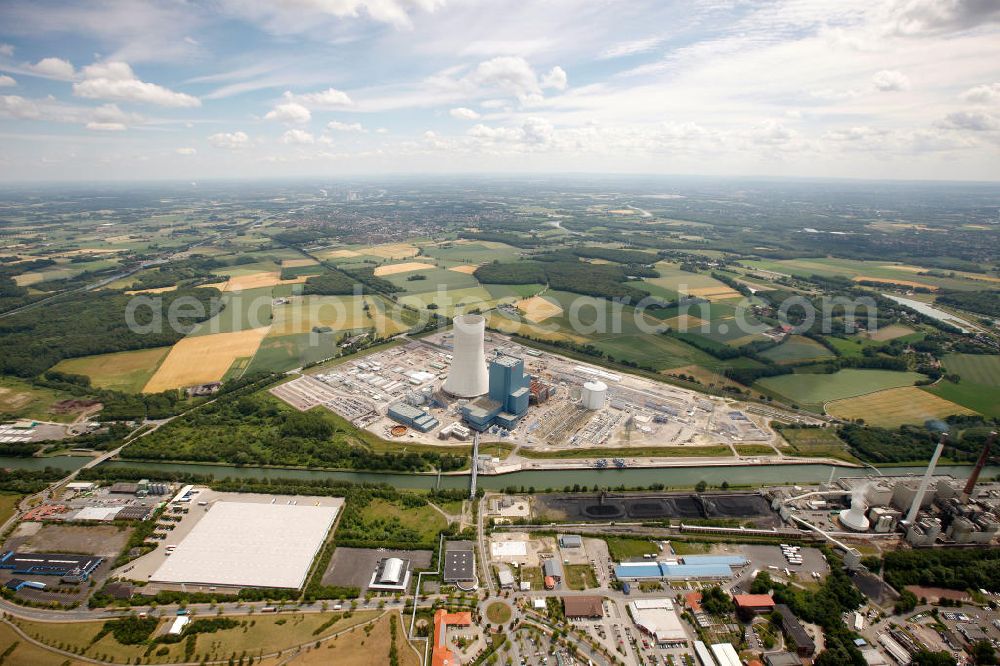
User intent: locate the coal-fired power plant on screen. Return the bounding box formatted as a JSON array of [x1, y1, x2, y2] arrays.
[[443, 314, 489, 398]]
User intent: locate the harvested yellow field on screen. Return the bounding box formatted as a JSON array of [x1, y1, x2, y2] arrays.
[[582, 258, 611, 265], [448, 264, 480, 274], [864, 324, 915, 341], [125, 285, 178, 295], [609, 209, 638, 215], [663, 314, 708, 330], [367, 243, 419, 259], [282, 258, 319, 268], [373, 261, 436, 277], [223, 271, 308, 291], [685, 286, 741, 301], [323, 248, 361, 259], [366, 298, 412, 337], [517, 295, 563, 322], [143, 327, 269, 392], [852, 276, 938, 290], [270, 295, 371, 336], [197, 281, 227, 290], [826, 386, 974, 427]]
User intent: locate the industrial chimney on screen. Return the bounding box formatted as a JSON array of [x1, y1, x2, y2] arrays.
[[963, 431, 996, 500], [443, 314, 489, 398], [905, 433, 946, 526]]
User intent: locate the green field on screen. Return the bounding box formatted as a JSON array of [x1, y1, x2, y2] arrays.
[[52, 346, 171, 393], [941, 353, 1000, 386], [760, 336, 836, 364], [756, 369, 924, 410], [778, 427, 858, 462], [743, 257, 988, 291], [925, 381, 1000, 418], [564, 564, 599, 590], [360, 498, 448, 543], [926, 354, 1000, 417], [605, 537, 658, 560], [188, 286, 274, 336]]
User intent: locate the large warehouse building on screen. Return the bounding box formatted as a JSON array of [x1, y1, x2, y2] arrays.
[[150, 499, 340, 589]]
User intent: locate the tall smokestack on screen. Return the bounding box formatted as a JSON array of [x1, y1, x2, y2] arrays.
[[963, 431, 996, 499], [905, 434, 946, 525], [443, 314, 489, 398]]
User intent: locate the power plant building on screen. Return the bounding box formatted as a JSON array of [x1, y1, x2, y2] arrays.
[[387, 402, 439, 432], [462, 353, 531, 432]]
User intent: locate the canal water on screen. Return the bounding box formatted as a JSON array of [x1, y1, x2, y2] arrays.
[[5, 456, 996, 491]]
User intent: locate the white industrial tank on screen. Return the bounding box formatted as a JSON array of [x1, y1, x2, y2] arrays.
[[581, 380, 607, 410], [443, 314, 489, 397]]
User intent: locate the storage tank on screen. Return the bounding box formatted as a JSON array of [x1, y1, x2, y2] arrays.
[[443, 314, 489, 398], [581, 380, 607, 410]]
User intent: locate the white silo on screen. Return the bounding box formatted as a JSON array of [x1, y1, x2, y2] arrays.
[[581, 380, 607, 410], [443, 314, 489, 398]]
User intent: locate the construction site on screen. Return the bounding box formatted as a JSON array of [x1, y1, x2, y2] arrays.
[[271, 314, 779, 458]]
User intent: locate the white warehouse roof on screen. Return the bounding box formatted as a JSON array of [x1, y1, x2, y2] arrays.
[[629, 599, 687, 643], [378, 558, 405, 585], [151, 500, 339, 589]]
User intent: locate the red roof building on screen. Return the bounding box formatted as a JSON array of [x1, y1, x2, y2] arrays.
[[734, 593, 775, 619], [432, 609, 473, 666]]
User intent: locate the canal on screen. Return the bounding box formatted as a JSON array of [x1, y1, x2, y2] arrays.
[[5, 456, 996, 491]]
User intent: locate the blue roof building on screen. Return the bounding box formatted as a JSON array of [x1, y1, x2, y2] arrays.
[[462, 353, 530, 431]]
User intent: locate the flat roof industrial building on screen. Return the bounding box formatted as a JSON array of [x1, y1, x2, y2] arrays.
[[0, 551, 102, 583], [443, 543, 476, 583], [150, 500, 340, 589]]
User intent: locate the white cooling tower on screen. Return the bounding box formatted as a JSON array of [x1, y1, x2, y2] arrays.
[[581, 380, 607, 410], [839, 485, 871, 532], [443, 314, 489, 398]]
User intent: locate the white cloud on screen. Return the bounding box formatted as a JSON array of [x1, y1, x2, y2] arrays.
[[872, 69, 910, 92], [74, 61, 200, 107], [208, 130, 250, 149], [265, 102, 312, 124], [326, 120, 365, 132], [937, 110, 999, 131], [0, 95, 41, 120], [282, 129, 315, 144], [960, 82, 1000, 104], [885, 0, 1000, 36], [449, 107, 480, 120], [599, 37, 663, 60], [472, 56, 541, 98], [375, 127, 389, 134], [288, 88, 353, 108], [26, 57, 75, 80], [176, 147, 197, 155], [540, 66, 568, 91], [0, 75, 15, 87], [86, 122, 126, 131], [0, 44, 13, 57], [219, 0, 447, 30]]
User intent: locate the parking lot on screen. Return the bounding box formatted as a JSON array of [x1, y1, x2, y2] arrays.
[[322, 547, 433, 593]]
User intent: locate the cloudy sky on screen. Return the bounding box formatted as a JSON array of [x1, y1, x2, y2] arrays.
[[0, 0, 998, 182]]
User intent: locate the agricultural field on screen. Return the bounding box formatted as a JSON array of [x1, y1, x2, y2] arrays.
[[827, 386, 975, 427], [742, 257, 991, 292], [777, 427, 857, 462], [924, 353, 1000, 417], [759, 335, 836, 365], [372, 261, 436, 276], [52, 347, 171, 393], [222, 270, 309, 291], [269, 295, 371, 336], [143, 327, 270, 392], [756, 369, 924, 411], [516, 294, 563, 322], [642, 262, 741, 301]]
